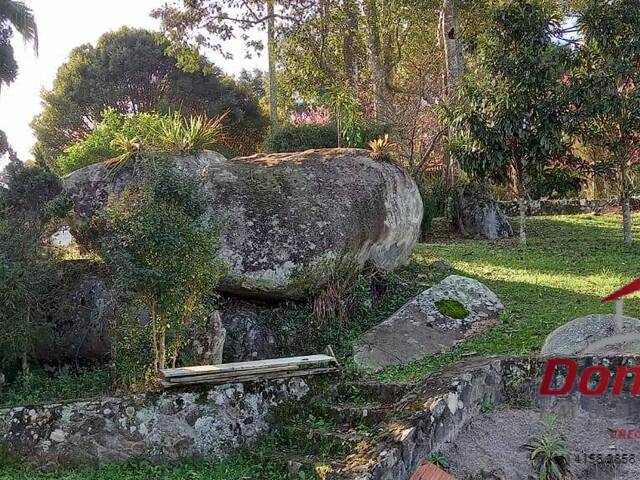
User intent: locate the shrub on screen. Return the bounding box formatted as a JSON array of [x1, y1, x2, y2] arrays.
[[263, 120, 389, 153], [94, 161, 227, 372], [415, 174, 447, 237], [56, 110, 227, 175]]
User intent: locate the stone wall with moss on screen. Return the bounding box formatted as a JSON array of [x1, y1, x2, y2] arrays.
[[0, 378, 308, 468]]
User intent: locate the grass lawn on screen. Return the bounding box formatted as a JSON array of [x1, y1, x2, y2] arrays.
[[379, 213, 640, 382]]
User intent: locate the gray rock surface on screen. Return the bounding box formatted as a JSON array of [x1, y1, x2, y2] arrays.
[[541, 314, 640, 356], [457, 187, 513, 239], [64, 149, 423, 300], [353, 275, 504, 369], [0, 378, 308, 468], [35, 268, 114, 365], [221, 302, 278, 362]]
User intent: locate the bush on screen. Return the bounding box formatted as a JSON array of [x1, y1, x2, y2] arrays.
[[56, 110, 227, 175], [263, 120, 389, 153], [93, 161, 227, 373], [415, 174, 447, 237]]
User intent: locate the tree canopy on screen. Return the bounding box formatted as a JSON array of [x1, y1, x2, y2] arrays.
[[31, 27, 267, 166]]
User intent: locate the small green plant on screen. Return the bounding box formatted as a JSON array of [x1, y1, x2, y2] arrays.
[[368, 134, 396, 161], [523, 414, 571, 480], [155, 112, 226, 154], [435, 298, 469, 319], [479, 399, 496, 413], [427, 452, 449, 468]]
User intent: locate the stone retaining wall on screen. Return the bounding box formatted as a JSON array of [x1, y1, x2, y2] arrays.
[[498, 197, 640, 217], [0, 378, 308, 468], [328, 356, 640, 480]]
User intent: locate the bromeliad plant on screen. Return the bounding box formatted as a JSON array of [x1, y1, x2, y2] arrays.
[[56, 109, 227, 174], [523, 414, 572, 480], [368, 134, 396, 161]]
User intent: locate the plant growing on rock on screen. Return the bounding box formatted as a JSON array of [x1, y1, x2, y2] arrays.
[[95, 162, 227, 372], [523, 414, 571, 480], [369, 134, 396, 162]]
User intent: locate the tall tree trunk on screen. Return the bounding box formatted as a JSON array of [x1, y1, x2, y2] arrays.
[[621, 161, 633, 244], [343, 0, 359, 95], [363, 0, 388, 122], [267, 0, 278, 128], [441, 0, 463, 190]]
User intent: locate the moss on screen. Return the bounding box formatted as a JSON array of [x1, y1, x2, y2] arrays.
[[435, 298, 469, 319]]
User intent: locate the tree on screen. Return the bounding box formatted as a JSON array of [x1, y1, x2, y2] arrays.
[[95, 162, 227, 371], [0, 159, 62, 377], [152, 1, 314, 128], [0, 0, 38, 152], [446, 0, 570, 244], [570, 0, 640, 244], [31, 27, 266, 165]]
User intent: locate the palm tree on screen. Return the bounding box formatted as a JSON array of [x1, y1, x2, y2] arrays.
[[0, 0, 38, 54]]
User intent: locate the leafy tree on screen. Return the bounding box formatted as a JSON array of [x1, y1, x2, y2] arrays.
[[569, 0, 640, 244], [446, 0, 570, 244], [0, 159, 62, 377], [152, 0, 314, 128], [94, 162, 227, 371], [31, 27, 266, 165], [0, 0, 38, 152]]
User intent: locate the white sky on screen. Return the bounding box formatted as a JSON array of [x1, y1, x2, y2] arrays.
[[0, 0, 267, 169]]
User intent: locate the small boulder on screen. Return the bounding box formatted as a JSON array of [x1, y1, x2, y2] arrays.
[[456, 186, 513, 240], [541, 314, 640, 356], [354, 275, 503, 369]]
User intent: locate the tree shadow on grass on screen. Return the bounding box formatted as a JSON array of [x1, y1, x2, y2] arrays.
[[419, 214, 640, 282]]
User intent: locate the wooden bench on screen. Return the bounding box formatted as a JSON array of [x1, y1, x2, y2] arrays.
[[159, 348, 339, 388]]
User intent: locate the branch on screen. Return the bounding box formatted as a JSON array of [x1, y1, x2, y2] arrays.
[[412, 128, 446, 175]]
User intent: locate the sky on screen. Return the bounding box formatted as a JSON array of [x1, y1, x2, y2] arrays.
[[0, 0, 267, 169]]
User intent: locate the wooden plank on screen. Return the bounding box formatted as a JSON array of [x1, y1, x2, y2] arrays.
[[163, 365, 301, 385], [161, 366, 338, 388], [160, 354, 336, 379], [410, 462, 457, 480]]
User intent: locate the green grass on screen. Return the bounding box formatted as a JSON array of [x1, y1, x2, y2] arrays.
[[435, 298, 469, 319], [378, 213, 640, 382], [0, 368, 110, 408]]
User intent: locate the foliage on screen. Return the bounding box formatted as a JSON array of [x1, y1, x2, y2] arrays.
[[368, 134, 396, 161], [445, 0, 571, 241], [568, 0, 640, 243], [310, 258, 363, 327], [0, 368, 110, 408], [435, 299, 469, 319], [378, 213, 640, 383], [426, 452, 449, 469], [31, 27, 266, 165], [263, 120, 388, 153], [0, 0, 37, 88], [92, 162, 227, 371], [0, 159, 64, 373], [530, 162, 584, 199], [523, 414, 571, 480], [416, 173, 447, 237], [57, 110, 226, 175]]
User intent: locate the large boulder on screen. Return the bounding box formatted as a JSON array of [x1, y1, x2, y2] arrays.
[[457, 186, 513, 240], [354, 275, 504, 369], [64, 149, 423, 300], [541, 314, 640, 356]]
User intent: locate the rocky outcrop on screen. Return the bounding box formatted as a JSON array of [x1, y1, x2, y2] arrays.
[[0, 378, 308, 468], [35, 265, 114, 365], [353, 276, 503, 369], [457, 186, 513, 240], [64, 149, 423, 300], [541, 314, 640, 355]]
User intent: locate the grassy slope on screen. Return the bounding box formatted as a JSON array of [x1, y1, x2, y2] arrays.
[[379, 213, 640, 381]]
